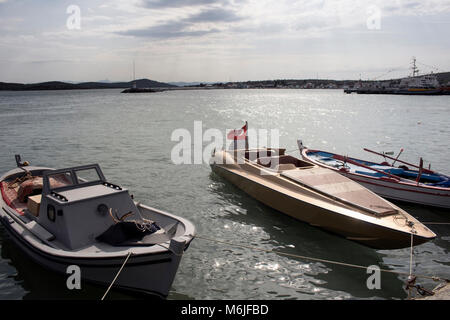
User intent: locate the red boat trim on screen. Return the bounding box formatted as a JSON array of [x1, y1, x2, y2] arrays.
[[0, 181, 25, 216]]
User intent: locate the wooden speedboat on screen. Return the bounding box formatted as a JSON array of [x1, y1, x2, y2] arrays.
[[299, 143, 450, 209], [210, 148, 435, 249], [0, 156, 195, 298]]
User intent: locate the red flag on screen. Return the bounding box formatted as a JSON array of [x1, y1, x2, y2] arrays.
[[227, 122, 247, 140]]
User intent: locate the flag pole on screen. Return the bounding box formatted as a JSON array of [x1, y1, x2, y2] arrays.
[[245, 121, 249, 150]]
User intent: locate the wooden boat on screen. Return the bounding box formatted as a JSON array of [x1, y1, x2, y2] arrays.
[[210, 147, 436, 249], [0, 156, 195, 298], [299, 142, 450, 209]]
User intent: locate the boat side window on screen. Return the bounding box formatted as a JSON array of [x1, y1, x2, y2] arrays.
[[74, 167, 102, 184]]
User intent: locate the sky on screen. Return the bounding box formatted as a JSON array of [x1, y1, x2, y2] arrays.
[[0, 0, 449, 83]]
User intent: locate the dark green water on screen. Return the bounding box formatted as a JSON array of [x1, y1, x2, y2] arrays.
[[0, 89, 448, 300]]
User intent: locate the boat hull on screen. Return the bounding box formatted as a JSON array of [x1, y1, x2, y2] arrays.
[[337, 172, 450, 209], [211, 161, 434, 249], [0, 208, 188, 298], [301, 149, 450, 209], [0, 208, 184, 298]]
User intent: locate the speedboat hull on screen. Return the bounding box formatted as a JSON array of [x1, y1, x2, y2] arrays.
[[211, 149, 436, 249]]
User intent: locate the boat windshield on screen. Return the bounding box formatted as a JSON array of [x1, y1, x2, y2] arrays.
[[43, 164, 106, 193], [75, 167, 102, 184], [47, 171, 74, 190]]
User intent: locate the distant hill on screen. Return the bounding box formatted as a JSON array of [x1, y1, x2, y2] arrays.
[[0, 78, 177, 91], [120, 78, 178, 89]]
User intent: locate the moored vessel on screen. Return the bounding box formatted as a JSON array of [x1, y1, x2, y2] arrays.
[[300, 144, 450, 209], [209, 125, 436, 249], [0, 156, 196, 298]]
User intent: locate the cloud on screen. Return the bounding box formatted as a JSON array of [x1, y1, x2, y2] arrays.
[[1, 0, 450, 83], [185, 7, 243, 23], [108, 0, 450, 42], [119, 21, 220, 38], [117, 7, 243, 38], [27, 59, 74, 64], [139, 0, 230, 9]]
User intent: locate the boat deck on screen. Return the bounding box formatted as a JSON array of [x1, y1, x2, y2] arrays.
[[281, 167, 397, 216]]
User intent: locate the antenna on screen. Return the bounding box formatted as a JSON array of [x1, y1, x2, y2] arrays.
[[410, 57, 419, 77]]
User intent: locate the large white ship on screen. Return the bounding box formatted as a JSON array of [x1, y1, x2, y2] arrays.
[[345, 57, 447, 95], [396, 58, 441, 94]]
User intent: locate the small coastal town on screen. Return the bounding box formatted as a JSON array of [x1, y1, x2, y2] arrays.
[[3, 70, 450, 95], [190, 59, 450, 95]]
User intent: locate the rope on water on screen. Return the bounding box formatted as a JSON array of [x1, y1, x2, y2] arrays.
[[195, 234, 449, 283], [101, 251, 133, 300]]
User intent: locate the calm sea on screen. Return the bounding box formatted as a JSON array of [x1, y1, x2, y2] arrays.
[[0, 88, 448, 300]]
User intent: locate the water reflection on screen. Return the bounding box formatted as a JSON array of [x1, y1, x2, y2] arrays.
[[0, 226, 160, 300], [0, 89, 448, 300]]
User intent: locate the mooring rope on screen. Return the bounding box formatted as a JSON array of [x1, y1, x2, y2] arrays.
[[407, 232, 415, 299], [409, 232, 414, 277], [101, 251, 133, 300], [195, 234, 449, 283]]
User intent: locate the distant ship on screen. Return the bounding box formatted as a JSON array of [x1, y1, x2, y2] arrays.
[[345, 58, 448, 95], [396, 72, 441, 95]]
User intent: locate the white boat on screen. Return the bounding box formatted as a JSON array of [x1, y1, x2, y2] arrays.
[[0, 156, 196, 298], [300, 143, 450, 209]]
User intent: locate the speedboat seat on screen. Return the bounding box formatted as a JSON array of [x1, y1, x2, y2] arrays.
[[257, 155, 313, 169]]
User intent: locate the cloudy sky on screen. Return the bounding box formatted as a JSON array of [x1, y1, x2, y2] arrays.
[[0, 0, 449, 83]]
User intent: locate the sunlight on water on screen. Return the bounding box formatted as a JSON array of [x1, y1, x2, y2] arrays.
[[0, 88, 448, 300]]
